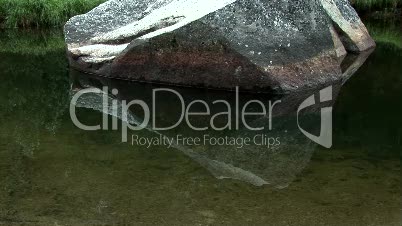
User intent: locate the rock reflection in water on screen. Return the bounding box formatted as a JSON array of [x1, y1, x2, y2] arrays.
[[70, 50, 372, 188]]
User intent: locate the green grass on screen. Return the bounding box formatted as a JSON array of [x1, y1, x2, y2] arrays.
[[0, 0, 400, 29], [0, 0, 105, 28]]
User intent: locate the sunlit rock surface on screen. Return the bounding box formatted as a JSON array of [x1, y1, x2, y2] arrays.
[[65, 0, 375, 93]]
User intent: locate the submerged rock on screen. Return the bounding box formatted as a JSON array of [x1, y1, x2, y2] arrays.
[[64, 0, 375, 93]]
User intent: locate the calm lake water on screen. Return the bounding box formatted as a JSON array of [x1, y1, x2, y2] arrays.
[[0, 28, 400, 225]]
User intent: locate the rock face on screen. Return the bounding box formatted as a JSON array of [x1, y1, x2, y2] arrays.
[[64, 0, 375, 93]]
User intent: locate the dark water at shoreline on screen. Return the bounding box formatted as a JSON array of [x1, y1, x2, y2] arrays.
[[0, 29, 400, 225]]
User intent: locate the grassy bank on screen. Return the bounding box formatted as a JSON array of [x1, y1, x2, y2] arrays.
[[0, 0, 105, 28], [0, 0, 400, 29]]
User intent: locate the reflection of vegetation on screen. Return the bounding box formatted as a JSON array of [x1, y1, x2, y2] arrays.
[[366, 21, 402, 49], [0, 31, 70, 157], [0, 0, 105, 28], [352, 0, 400, 10], [334, 42, 401, 156], [0, 29, 65, 55]]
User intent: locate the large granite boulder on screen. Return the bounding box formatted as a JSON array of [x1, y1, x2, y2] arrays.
[[64, 0, 375, 93]]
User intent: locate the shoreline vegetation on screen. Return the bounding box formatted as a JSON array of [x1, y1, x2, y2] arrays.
[[0, 0, 105, 28], [0, 1, 400, 52], [0, 0, 400, 29]]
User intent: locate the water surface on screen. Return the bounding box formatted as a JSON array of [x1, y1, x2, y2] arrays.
[[0, 29, 400, 225]]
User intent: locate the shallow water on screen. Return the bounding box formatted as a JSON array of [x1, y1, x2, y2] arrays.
[[0, 30, 401, 225]]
